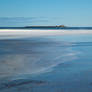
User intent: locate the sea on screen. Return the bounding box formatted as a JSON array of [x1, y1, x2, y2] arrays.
[[0, 27, 92, 92], [1, 27, 92, 30]]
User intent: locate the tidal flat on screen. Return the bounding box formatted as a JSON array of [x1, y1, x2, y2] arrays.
[[0, 30, 92, 92]]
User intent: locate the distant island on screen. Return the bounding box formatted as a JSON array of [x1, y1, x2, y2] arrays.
[[25, 25, 67, 28]]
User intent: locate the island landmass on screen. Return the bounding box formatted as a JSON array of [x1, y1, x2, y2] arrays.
[[25, 25, 67, 28]]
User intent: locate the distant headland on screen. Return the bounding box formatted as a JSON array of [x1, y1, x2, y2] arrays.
[[25, 25, 67, 28]]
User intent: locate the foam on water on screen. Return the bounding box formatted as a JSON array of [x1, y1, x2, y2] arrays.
[[0, 29, 92, 40]]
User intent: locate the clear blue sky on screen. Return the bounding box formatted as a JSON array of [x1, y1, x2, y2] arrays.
[[0, 0, 92, 27]]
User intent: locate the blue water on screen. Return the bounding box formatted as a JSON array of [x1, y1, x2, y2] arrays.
[[0, 34, 92, 92], [1, 27, 92, 30]]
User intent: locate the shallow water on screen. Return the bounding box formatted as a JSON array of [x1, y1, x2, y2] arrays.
[[0, 34, 92, 92]]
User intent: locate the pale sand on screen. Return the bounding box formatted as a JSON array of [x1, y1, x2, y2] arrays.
[[0, 29, 92, 39]]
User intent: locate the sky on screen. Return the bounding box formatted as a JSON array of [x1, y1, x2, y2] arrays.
[[0, 0, 92, 27]]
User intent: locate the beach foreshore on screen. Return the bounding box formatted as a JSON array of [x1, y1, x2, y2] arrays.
[[0, 29, 92, 39]]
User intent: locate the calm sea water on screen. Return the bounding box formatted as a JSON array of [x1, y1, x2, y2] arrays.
[[1, 27, 92, 30], [0, 30, 92, 92]]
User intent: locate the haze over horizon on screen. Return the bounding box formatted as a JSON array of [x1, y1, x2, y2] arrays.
[[0, 0, 92, 27]]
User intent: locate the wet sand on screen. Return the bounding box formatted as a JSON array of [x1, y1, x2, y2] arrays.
[[0, 30, 92, 92]]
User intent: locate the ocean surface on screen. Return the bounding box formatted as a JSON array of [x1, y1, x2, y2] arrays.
[[0, 29, 92, 92], [1, 27, 92, 30]]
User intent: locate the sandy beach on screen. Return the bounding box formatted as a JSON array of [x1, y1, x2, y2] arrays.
[[0, 29, 92, 39]]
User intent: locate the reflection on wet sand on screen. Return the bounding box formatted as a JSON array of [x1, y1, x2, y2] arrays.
[[0, 79, 47, 90], [0, 37, 79, 92], [0, 37, 77, 78]]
